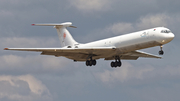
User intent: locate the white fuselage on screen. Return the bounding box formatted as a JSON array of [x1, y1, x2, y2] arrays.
[[4, 24, 175, 65], [79, 27, 174, 53]]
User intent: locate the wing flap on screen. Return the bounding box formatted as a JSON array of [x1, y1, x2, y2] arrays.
[[105, 56, 139, 60], [125, 50, 162, 59], [105, 50, 161, 60]]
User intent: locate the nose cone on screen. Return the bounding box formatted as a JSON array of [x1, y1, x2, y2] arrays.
[[165, 33, 175, 43], [169, 33, 175, 40]]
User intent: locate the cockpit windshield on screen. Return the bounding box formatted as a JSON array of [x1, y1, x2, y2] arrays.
[[161, 30, 171, 33]]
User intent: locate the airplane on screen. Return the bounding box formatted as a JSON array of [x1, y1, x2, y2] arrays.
[[4, 22, 174, 68]]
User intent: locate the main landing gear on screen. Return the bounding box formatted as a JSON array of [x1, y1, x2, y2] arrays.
[[86, 57, 96, 66], [159, 45, 164, 55], [111, 56, 122, 68]]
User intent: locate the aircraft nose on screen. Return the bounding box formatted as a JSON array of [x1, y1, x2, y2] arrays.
[[166, 33, 175, 42], [169, 33, 175, 40]]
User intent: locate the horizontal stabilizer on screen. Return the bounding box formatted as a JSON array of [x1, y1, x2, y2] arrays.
[[31, 22, 77, 28]]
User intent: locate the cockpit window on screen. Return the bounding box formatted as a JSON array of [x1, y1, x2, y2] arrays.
[[161, 30, 171, 33]]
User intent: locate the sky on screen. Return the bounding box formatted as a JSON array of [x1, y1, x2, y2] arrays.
[[1, 0, 180, 101]]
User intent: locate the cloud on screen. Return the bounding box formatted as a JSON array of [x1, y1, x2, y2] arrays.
[[95, 61, 180, 85], [111, 14, 169, 34], [81, 13, 172, 42], [0, 74, 52, 101], [109, 13, 176, 34], [0, 54, 72, 75], [68, 0, 111, 13], [1, 37, 74, 75], [0, 1, 180, 100], [136, 14, 169, 30], [1, 37, 59, 48], [106, 23, 134, 35], [95, 62, 154, 83], [103, 13, 180, 39]]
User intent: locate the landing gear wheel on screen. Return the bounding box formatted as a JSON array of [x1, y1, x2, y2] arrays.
[[89, 60, 92, 66], [111, 56, 122, 68], [117, 61, 122, 67], [159, 50, 164, 55], [92, 60, 96, 66], [86, 60, 90, 66], [111, 61, 122, 68], [114, 62, 117, 68], [111, 62, 115, 67], [159, 45, 164, 55], [86, 59, 97, 66]]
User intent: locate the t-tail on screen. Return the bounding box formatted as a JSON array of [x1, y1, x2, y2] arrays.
[[32, 22, 79, 47]]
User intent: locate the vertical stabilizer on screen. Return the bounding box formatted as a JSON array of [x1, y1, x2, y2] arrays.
[[55, 25, 78, 47], [32, 22, 78, 47]]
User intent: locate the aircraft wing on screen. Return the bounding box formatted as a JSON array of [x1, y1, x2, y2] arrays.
[[4, 47, 116, 61], [4, 47, 161, 61], [4, 47, 115, 52]]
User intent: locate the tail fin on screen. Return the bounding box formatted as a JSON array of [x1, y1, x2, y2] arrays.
[[32, 22, 78, 47]]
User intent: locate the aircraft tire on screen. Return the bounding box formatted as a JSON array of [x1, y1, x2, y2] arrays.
[[159, 50, 164, 55], [111, 62, 115, 67], [118, 61, 122, 67], [114, 62, 117, 67], [86, 60, 90, 66], [111, 61, 122, 68], [92, 60, 96, 66], [117, 62, 120, 67], [89, 60, 92, 66]]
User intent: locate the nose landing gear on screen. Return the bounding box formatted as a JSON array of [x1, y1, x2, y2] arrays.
[[159, 45, 164, 55]]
